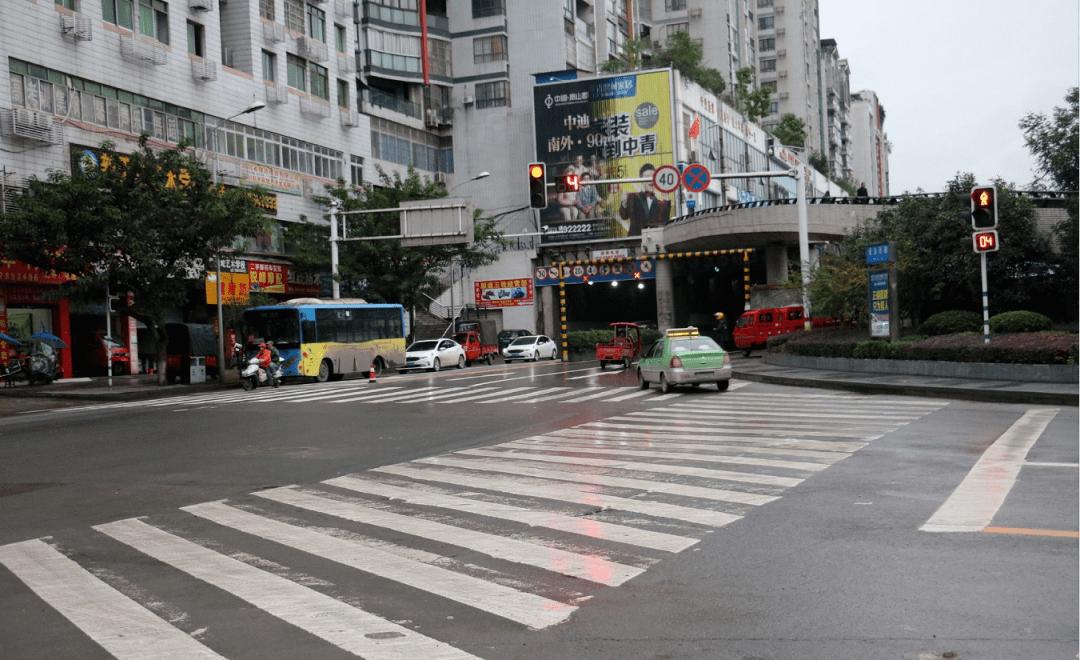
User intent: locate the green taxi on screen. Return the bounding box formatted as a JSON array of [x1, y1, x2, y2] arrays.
[[637, 327, 732, 393]]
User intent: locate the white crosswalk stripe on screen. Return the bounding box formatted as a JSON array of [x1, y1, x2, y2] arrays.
[[1, 393, 947, 657]]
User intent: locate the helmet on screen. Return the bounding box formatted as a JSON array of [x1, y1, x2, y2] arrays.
[[266, 340, 274, 346], [715, 312, 725, 320]]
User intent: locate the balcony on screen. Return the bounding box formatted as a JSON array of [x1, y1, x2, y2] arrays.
[[120, 33, 167, 65], [362, 88, 421, 120], [299, 96, 331, 118], [336, 52, 354, 74]]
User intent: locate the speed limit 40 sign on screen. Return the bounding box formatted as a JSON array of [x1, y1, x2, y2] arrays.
[[652, 165, 680, 193]]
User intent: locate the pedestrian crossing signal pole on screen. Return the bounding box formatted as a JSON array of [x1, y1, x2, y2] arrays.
[[971, 185, 1000, 345]]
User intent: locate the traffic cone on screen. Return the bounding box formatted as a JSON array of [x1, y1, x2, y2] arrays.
[[368, 363, 377, 383]]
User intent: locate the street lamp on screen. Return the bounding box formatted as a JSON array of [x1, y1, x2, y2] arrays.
[[448, 171, 490, 195], [213, 100, 265, 386]]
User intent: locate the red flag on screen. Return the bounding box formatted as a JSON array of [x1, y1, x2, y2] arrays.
[[688, 115, 700, 139]]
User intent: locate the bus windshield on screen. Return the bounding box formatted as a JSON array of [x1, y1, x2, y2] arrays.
[[243, 308, 301, 348]]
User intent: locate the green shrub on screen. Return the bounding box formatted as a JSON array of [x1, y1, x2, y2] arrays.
[[989, 310, 1053, 334], [920, 310, 981, 336], [852, 340, 898, 359], [773, 328, 864, 358]]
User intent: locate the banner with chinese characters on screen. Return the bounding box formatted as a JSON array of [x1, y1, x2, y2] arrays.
[[0, 259, 76, 285], [533, 70, 675, 244], [206, 259, 322, 304], [474, 278, 534, 308], [242, 164, 303, 196]]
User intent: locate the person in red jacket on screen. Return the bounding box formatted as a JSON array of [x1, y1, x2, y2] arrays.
[[255, 343, 271, 381]]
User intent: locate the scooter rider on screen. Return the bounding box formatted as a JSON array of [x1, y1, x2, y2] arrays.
[[266, 340, 281, 384], [255, 343, 271, 383]]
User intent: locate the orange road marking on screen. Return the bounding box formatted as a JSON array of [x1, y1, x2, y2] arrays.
[[981, 526, 1079, 538]]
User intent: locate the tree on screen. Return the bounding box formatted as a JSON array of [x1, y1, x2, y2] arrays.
[[733, 68, 771, 124], [771, 113, 807, 149], [808, 151, 829, 175], [652, 31, 725, 96], [286, 167, 508, 338], [600, 37, 652, 73], [808, 174, 1060, 325], [1019, 87, 1078, 191], [0, 136, 271, 384]]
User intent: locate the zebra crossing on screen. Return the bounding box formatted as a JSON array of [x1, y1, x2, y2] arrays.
[[0, 392, 947, 658], [39, 379, 751, 414]]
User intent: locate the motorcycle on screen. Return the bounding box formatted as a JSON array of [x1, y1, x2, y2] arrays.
[[240, 356, 280, 391]]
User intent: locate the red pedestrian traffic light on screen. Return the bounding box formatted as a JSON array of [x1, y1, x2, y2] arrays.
[[970, 185, 998, 229]]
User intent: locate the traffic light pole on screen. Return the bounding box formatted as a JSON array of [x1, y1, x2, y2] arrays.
[[980, 252, 991, 344]]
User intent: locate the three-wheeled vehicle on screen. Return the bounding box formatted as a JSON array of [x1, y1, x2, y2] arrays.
[[596, 322, 642, 370], [2, 339, 63, 386]]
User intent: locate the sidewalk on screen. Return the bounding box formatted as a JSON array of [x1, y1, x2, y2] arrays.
[[1, 357, 1076, 407]]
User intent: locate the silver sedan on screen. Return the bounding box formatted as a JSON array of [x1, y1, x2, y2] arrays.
[[400, 339, 466, 373]]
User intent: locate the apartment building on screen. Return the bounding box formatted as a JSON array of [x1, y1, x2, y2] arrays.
[[849, 89, 889, 196], [641, 0, 758, 87], [819, 38, 852, 182]]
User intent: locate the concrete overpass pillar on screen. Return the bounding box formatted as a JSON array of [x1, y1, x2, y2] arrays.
[[765, 245, 788, 284], [655, 258, 675, 333], [539, 284, 555, 338]]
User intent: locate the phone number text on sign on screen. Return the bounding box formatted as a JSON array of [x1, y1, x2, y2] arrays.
[[475, 278, 534, 308]]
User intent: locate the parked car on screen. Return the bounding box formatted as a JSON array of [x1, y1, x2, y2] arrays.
[[400, 339, 466, 373], [637, 327, 731, 393], [502, 335, 559, 362], [498, 329, 533, 351], [73, 331, 130, 376]]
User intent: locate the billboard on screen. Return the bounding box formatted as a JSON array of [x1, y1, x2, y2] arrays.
[[474, 278, 534, 308], [533, 70, 675, 244]]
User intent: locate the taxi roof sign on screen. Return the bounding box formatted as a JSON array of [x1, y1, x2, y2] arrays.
[[665, 327, 699, 338]]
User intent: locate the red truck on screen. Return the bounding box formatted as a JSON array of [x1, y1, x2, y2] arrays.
[[453, 319, 499, 366], [734, 305, 842, 356]]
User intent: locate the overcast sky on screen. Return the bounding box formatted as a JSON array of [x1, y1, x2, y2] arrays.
[[818, 0, 1079, 194]]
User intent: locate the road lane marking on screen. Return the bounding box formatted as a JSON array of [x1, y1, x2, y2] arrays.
[[921, 408, 1060, 533], [0, 539, 226, 660], [331, 386, 440, 403], [563, 425, 867, 452], [176, 502, 576, 629], [320, 476, 698, 552], [511, 436, 846, 462], [980, 527, 1079, 538], [250, 487, 645, 586], [374, 463, 743, 528], [577, 420, 878, 440], [498, 440, 828, 472]]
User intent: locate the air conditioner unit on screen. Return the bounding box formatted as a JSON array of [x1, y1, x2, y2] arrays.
[[777, 49, 786, 58], [434, 172, 447, 185], [340, 109, 360, 128], [690, 8, 702, 20], [120, 33, 167, 65], [333, 0, 351, 18], [778, 70, 788, 78], [776, 28, 785, 37], [188, 0, 212, 11], [425, 109, 439, 127], [775, 5, 784, 12], [303, 178, 324, 198], [297, 36, 329, 62], [299, 95, 331, 118], [462, 95, 474, 105], [779, 92, 789, 100], [263, 21, 286, 43], [264, 82, 289, 104], [0, 108, 62, 145], [191, 60, 218, 81], [59, 13, 93, 41]]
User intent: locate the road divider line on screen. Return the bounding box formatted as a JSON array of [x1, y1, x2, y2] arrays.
[[921, 408, 1060, 533], [980, 526, 1079, 538], [0, 539, 226, 660]]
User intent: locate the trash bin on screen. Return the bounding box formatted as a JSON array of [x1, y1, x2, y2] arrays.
[[189, 356, 206, 384]]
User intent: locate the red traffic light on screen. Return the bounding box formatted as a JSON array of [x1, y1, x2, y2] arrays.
[[970, 185, 998, 229], [529, 164, 545, 180], [972, 230, 999, 253], [528, 162, 547, 209]]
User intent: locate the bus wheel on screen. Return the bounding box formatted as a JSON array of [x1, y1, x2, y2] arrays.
[[317, 360, 331, 383]]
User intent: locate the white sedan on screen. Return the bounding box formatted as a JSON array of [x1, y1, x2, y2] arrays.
[[400, 339, 466, 373], [502, 335, 559, 362]]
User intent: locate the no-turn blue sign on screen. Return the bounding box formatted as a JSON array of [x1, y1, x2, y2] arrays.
[[682, 164, 711, 192]]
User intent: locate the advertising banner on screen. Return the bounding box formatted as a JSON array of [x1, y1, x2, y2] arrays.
[[869, 269, 890, 338], [205, 260, 321, 304], [474, 278, 534, 308], [533, 70, 675, 244], [0, 259, 76, 285]]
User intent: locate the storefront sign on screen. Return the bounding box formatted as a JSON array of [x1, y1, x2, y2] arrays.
[[0, 259, 75, 285], [242, 164, 303, 196], [475, 279, 534, 308]]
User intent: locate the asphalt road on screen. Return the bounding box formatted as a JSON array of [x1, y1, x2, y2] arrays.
[[0, 361, 1076, 659]]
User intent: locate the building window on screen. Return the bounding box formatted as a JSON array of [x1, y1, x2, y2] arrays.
[[769, 101, 778, 114], [262, 50, 276, 82], [472, 35, 507, 63], [307, 4, 325, 41], [336, 79, 349, 108], [350, 155, 364, 186], [187, 21, 204, 56], [102, 0, 134, 29], [138, 0, 169, 43], [55, 0, 76, 9], [757, 0, 772, 6], [664, 0, 685, 10], [284, 0, 304, 32], [665, 23, 688, 40], [287, 53, 307, 91], [428, 39, 451, 77], [761, 80, 777, 92], [335, 24, 346, 52], [471, 0, 503, 18], [475, 80, 509, 109], [758, 15, 773, 30], [309, 62, 328, 100], [760, 58, 776, 72], [259, 0, 274, 20], [759, 37, 774, 51]]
